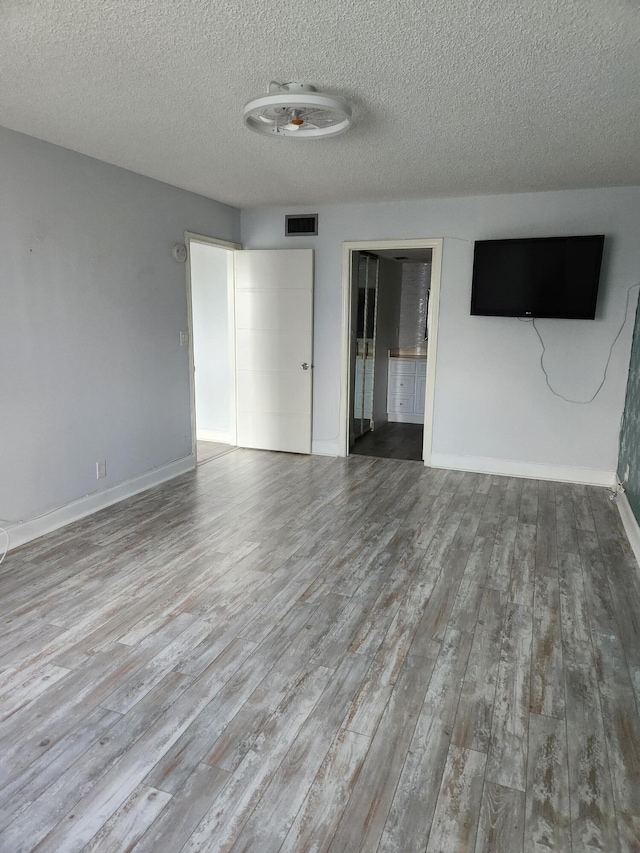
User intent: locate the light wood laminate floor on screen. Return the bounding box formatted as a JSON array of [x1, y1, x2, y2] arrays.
[[197, 441, 235, 466], [1, 450, 640, 852]]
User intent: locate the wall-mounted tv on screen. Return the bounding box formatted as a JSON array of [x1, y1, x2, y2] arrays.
[[470, 235, 605, 319]]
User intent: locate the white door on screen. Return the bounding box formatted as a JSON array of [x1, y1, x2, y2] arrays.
[[234, 249, 313, 454]]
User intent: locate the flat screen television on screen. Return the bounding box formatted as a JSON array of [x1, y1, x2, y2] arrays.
[[470, 235, 604, 319]]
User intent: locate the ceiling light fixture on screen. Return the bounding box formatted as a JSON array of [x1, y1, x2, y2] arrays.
[[243, 82, 352, 139]]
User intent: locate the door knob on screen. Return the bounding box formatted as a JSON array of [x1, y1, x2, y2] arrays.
[[301, 362, 309, 370]]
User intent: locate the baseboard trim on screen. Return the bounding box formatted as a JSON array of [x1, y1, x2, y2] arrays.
[[429, 453, 616, 487], [197, 429, 234, 444], [388, 413, 424, 425], [616, 490, 640, 568], [6, 456, 195, 552]]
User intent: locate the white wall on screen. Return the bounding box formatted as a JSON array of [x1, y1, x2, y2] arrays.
[[190, 242, 233, 439], [241, 187, 640, 482], [0, 126, 240, 540]]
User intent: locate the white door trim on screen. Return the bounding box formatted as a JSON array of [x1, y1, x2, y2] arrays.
[[340, 238, 444, 466], [185, 232, 241, 461]]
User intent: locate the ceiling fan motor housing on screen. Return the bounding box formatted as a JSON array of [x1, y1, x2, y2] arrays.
[[243, 82, 352, 138]]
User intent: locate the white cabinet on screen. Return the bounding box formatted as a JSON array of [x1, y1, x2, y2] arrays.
[[387, 358, 427, 424]]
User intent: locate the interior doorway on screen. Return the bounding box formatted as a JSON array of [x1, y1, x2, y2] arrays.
[[341, 239, 443, 465], [186, 233, 240, 465]]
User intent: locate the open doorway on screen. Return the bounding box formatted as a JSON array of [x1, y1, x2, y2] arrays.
[[341, 239, 443, 465], [186, 233, 240, 465]]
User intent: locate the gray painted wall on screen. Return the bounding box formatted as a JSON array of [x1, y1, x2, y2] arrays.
[[0, 126, 240, 524], [618, 300, 640, 520], [242, 187, 640, 476]]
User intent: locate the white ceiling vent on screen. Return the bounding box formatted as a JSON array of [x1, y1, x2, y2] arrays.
[[285, 214, 318, 236], [243, 83, 352, 139]]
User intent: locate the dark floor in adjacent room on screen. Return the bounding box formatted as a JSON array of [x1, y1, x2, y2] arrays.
[[351, 421, 424, 461]]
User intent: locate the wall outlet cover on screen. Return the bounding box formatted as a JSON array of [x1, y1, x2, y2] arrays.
[[96, 460, 107, 479]]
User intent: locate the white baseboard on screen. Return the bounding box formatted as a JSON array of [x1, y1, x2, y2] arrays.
[[388, 413, 424, 425], [616, 490, 640, 568], [429, 453, 616, 487], [6, 456, 195, 552], [197, 428, 234, 444]]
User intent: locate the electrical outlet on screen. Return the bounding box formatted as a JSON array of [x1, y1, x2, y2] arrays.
[[180, 330, 190, 347], [96, 460, 107, 479]]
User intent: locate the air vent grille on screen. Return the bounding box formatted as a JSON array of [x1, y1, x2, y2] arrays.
[[285, 214, 318, 236]]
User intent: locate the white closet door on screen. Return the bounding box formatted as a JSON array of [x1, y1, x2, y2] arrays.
[[234, 249, 313, 454]]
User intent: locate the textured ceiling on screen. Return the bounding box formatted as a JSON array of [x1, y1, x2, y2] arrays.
[[1, 0, 639, 208]]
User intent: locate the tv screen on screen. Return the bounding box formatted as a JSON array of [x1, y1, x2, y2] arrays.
[[470, 235, 604, 319]]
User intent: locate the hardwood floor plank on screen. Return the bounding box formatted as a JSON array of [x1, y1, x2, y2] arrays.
[[146, 603, 313, 794], [426, 744, 487, 853], [29, 639, 256, 853], [131, 763, 231, 853], [0, 705, 121, 833], [617, 811, 640, 853], [556, 489, 579, 555], [485, 603, 533, 792], [278, 728, 370, 853], [344, 569, 437, 738], [591, 631, 640, 819], [326, 653, 433, 853], [181, 656, 361, 853], [0, 671, 192, 852], [230, 654, 372, 853], [508, 521, 536, 607], [379, 629, 473, 851], [452, 588, 506, 753], [101, 617, 217, 714], [202, 596, 347, 772], [524, 712, 571, 851], [485, 515, 518, 593], [519, 478, 539, 524], [0, 663, 70, 722], [474, 782, 525, 853], [537, 497, 558, 570], [559, 551, 620, 852], [530, 570, 565, 719], [82, 783, 172, 852]]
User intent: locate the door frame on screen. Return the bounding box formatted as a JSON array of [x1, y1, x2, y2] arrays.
[[185, 232, 241, 462], [340, 238, 444, 466]]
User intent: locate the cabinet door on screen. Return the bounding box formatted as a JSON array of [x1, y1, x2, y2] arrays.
[[388, 394, 415, 414]]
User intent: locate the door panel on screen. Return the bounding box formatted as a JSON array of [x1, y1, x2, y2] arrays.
[[235, 290, 310, 330], [235, 329, 312, 373], [236, 371, 310, 414], [234, 249, 313, 454], [234, 413, 311, 454]]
